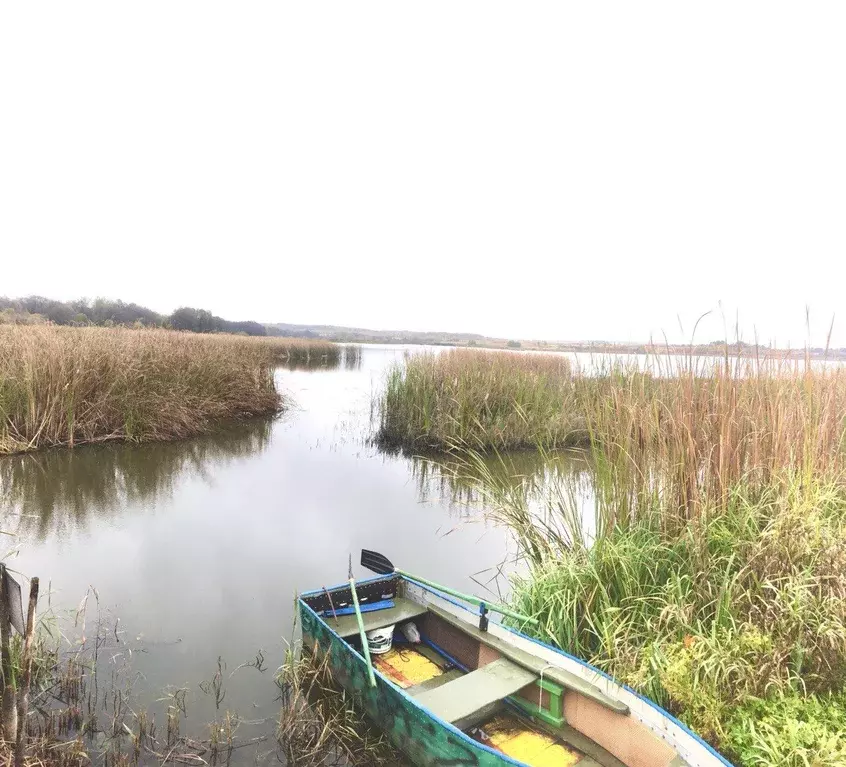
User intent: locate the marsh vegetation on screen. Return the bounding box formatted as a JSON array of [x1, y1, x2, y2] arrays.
[[378, 349, 576, 451], [0, 326, 341, 454]]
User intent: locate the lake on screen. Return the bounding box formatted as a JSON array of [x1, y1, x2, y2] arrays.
[[0, 344, 525, 756]]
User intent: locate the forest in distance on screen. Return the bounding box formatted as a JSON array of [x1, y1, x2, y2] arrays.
[[3, 294, 845, 358]]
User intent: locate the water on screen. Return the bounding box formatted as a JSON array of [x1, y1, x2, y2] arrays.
[[0, 345, 524, 754]]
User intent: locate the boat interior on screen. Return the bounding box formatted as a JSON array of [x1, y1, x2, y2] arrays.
[[302, 576, 690, 767]]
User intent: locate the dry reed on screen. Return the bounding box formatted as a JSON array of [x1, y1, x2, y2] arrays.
[[571, 353, 846, 530], [0, 326, 338, 454], [276, 646, 398, 766]]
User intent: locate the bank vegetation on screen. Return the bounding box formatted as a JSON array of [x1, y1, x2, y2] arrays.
[[0, 325, 339, 454]]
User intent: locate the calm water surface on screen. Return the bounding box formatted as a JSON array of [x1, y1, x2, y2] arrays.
[[0, 345, 525, 750]]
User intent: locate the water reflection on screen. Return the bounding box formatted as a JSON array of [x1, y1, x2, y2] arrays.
[[412, 448, 591, 508], [278, 346, 362, 373], [0, 417, 274, 541]]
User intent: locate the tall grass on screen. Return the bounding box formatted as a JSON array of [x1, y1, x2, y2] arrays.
[[574, 354, 846, 531], [0, 326, 337, 454], [381, 348, 846, 517], [377, 349, 576, 451]]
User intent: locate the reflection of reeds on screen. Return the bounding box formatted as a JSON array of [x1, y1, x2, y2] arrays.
[[0, 326, 303, 454], [411, 448, 590, 512], [343, 345, 362, 370], [0, 418, 273, 541], [276, 644, 399, 766]]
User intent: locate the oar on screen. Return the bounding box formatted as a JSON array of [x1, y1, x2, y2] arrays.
[[361, 549, 538, 626], [349, 555, 376, 688]]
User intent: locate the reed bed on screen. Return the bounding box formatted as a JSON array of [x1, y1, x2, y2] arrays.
[[380, 348, 846, 519], [573, 354, 846, 531], [240, 335, 340, 365], [0, 326, 337, 454], [377, 349, 576, 451]]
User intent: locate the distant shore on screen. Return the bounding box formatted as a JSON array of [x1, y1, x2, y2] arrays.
[[265, 322, 845, 360]]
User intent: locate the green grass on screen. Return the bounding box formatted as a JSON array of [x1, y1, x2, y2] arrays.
[[377, 349, 577, 451]]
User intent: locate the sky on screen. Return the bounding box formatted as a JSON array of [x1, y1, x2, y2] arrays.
[[1, 3, 844, 347]]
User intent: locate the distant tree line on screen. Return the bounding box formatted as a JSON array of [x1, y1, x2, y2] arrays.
[[169, 306, 266, 336], [0, 296, 268, 336]]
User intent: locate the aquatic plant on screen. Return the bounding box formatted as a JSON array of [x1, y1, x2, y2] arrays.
[[0, 326, 339, 454], [377, 349, 576, 451], [276, 644, 398, 766]]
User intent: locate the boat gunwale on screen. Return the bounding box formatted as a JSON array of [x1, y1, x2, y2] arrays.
[[299, 573, 735, 767]]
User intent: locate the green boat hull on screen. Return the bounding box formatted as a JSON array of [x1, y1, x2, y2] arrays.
[[299, 601, 515, 767]]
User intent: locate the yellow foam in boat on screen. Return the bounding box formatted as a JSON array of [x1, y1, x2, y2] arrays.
[[373, 647, 443, 689], [480, 716, 582, 767]]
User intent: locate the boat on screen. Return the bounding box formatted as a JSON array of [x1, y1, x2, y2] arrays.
[[298, 561, 734, 767]]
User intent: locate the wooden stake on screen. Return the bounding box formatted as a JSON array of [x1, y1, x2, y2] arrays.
[[0, 564, 17, 743], [15, 577, 38, 767]]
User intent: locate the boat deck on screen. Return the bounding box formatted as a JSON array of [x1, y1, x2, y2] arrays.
[[330, 597, 428, 639]]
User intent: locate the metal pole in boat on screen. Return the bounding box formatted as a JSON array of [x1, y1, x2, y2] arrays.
[[349, 556, 377, 688], [394, 568, 539, 627], [360, 550, 539, 626]]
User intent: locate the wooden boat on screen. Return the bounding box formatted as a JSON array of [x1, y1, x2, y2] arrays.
[[299, 572, 734, 767]]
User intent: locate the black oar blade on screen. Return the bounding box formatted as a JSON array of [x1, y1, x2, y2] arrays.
[[361, 549, 394, 575]]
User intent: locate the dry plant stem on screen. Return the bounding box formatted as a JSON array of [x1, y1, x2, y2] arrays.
[[14, 577, 39, 767]]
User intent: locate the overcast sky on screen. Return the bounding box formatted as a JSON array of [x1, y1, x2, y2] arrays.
[[2, 4, 844, 346]]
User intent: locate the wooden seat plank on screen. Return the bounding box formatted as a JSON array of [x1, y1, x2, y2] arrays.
[[414, 658, 537, 725], [427, 605, 630, 715], [407, 669, 464, 696], [329, 598, 428, 639]]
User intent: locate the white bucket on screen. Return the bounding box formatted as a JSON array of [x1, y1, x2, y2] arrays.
[[366, 624, 395, 655]]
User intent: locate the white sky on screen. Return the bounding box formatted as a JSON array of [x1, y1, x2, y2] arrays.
[[1, 4, 844, 347]]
